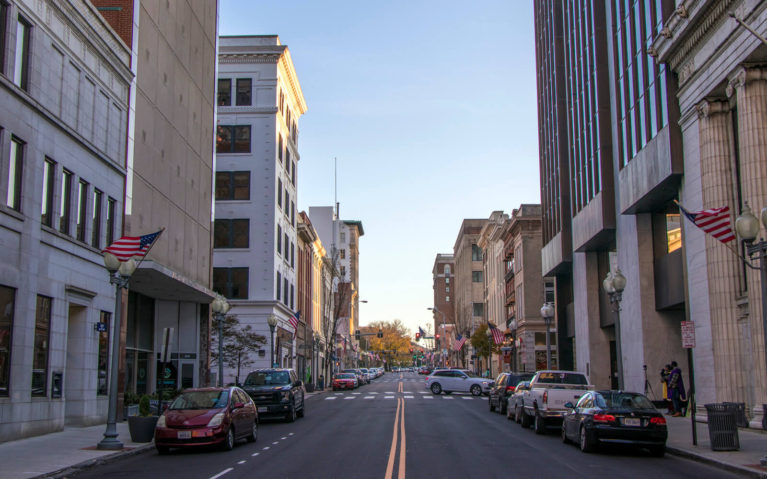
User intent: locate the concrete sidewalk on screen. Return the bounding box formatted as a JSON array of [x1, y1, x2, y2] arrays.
[[666, 415, 767, 478], [0, 422, 153, 479]]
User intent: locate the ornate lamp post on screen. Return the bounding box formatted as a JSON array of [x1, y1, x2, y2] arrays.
[[267, 314, 278, 368], [97, 253, 137, 450], [540, 302, 554, 370], [603, 269, 627, 390], [485, 327, 493, 377], [211, 295, 230, 387]]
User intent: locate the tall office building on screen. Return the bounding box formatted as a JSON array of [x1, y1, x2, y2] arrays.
[[431, 254, 455, 365], [453, 219, 488, 370], [214, 35, 307, 380]]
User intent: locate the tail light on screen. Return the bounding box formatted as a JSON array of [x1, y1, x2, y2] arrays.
[[593, 413, 616, 423], [543, 391, 548, 405], [425, 377, 429, 381], [505, 386, 516, 393], [650, 416, 667, 425]]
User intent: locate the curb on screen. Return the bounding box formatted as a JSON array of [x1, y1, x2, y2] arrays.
[[32, 442, 155, 479], [666, 446, 767, 479]]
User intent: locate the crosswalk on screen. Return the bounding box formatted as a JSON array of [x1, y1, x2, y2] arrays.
[[323, 392, 485, 401]]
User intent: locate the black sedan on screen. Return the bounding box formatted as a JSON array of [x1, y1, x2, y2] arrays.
[[561, 390, 667, 456]]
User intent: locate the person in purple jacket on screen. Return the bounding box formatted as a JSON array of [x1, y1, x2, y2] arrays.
[[668, 361, 686, 417]]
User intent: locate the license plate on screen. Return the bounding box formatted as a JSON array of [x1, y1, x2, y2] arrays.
[[177, 430, 191, 439], [258, 406, 268, 413], [623, 418, 641, 426]]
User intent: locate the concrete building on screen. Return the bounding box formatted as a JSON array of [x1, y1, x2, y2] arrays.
[[213, 35, 307, 381], [430, 254, 454, 366], [653, 0, 767, 423], [296, 211, 317, 384], [0, 0, 131, 441], [453, 219, 488, 371], [478, 211, 508, 377]]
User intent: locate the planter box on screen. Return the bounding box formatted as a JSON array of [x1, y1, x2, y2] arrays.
[[123, 404, 139, 420], [128, 416, 158, 443]]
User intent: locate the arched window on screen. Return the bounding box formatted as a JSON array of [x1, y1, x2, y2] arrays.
[[444, 264, 451, 275]]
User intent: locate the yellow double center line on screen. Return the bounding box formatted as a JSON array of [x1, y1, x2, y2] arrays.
[[385, 381, 406, 479]]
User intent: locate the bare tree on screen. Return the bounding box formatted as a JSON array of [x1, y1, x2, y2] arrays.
[[211, 315, 266, 386]]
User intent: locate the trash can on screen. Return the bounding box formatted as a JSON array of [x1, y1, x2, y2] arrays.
[[723, 402, 749, 428], [705, 403, 740, 451], [762, 404, 767, 431]]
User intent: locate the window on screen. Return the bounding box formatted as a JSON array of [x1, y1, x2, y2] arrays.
[[59, 170, 73, 234], [472, 302, 484, 317], [276, 272, 281, 300], [277, 225, 282, 254], [290, 284, 294, 309], [444, 264, 451, 275], [471, 244, 482, 261], [76, 179, 88, 242], [236, 78, 251, 106], [340, 232, 346, 243], [106, 197, 116, 246], [13, 16, 30, 90], [445, 277, 450, 284], [445, 295, 449, 303], [6, 137, 23, 211], [41, 158, 55, 226], [291, 201, 295, 226], [212, 267, 248, 299], [445, 286, 449, 293], [216, 125, 251, 153], [97, 311, 110, 395], [277, 178, 283, 208], [91, 189, 102, 248], [215, 171, 250, 200], [217, 79, 231, 106], [214, 219, 249, 248], [340, 249, 346, 259], [0, 285, 14, 396], [472, 271, 483, 282], [290, 242, 294, 268], [0, 3, 7, 75], [33, 295, 52, 397], [284, 233, 289, 257], [291, 161, 296, 186], [284, 191, 289, 215], [340, 266, 346, 277], [283, 277, 288, 305], [285, 149, 291, 172]]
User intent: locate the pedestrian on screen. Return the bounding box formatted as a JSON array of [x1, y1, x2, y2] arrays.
[[319, 374, 324, 390], [660, 364, 673, 414], [668, 361, 686, 417]]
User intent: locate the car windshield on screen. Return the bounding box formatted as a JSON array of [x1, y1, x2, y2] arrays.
[[462, 371, 481, 378], [596, 392, 655, 410], [170, 390, 229, 410], [244, 371, 291, 386], [536, 372, 588, 385], [336, 374, 355, 379]]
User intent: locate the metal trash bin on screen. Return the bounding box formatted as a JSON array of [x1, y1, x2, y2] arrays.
[[705, 403, 740, 451], [723, 402, 749, 428]]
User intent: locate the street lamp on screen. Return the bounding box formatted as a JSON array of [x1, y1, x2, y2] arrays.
[[735, 202, 767, 467], [211, 295, 231, 387], [267, 314, 278, 368], [540, 302, 554, 370], [97, 253, 137, 450], [602, 269, 626, 390], [485, 327, 493, 377]]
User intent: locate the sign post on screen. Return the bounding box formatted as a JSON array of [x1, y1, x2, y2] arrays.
[[681, 321, 696, 446]]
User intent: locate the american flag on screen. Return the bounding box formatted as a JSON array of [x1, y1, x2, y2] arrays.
[[454, 333, 467, 351], [103, 230, 162, 261], [488, 322, 504, 345], [288, 311, 300, 338], [418, 326, 426, 337], [677, 202, 735, 244]]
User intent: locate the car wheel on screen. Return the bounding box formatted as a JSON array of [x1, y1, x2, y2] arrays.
[[489, 397, 496, 412], [156, 446, 170, 455], [430, 383, 442, 395], [520, 409, 531, 428], [649, 445, 665, 457], [246, 420, 258, 443], [286, 402, 296, 423], [297, 399, 305, 418], [579, 426, 594, 453], [534, 412, 546, 435], [470, 385, 482, 396], [221, 427, 235, 451], [561, 425, 570, 444]]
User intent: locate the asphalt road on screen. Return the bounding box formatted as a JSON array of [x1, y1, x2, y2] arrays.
[[71, 372, 740, 479]]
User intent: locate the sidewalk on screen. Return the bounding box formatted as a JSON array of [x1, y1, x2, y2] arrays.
[[0, 422, 154, 479], [666, 415, 767, 478]]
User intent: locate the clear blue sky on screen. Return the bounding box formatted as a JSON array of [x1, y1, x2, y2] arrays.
[[220, 1, 540, 336]]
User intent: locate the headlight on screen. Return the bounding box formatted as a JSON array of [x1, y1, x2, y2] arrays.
[[207, 412, 225, 428], [281, 391, 291, 401], [156, 414, 166, 428]]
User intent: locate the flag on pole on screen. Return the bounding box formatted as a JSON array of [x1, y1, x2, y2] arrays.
[[454, 333, 467, 351], [288, 311, 300, 338], [488, 322, 504, 345], [418, 326, 426, 337], [676, 201, 735, 244], [103, 230, 163, 261]]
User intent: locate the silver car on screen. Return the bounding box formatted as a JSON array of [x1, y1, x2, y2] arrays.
[[425, 369, 492, 396]]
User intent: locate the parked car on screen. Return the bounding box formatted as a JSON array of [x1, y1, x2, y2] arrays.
[[418, 367, 432, 375], [488, 372, 535, 415], [332, 373, 358, 390], [241, 369, 306, 422], [425, 369, 492, 396], [343, 369, 367, 385], [359, 368, 374, 382], [507, 381, 533, 422], [561, 390, 667, 456], [154, 387, 257, 453], [520, 370, 592, 434]]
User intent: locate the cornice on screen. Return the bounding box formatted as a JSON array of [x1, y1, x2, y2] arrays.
[[217, 106, 279, 115], [726, 64, 767, 97], [220, 54, 282, 64], [696, 98, 730, 119]]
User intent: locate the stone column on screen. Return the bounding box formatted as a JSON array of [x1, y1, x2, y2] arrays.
[[695, 98, 748, 405], [728, 66, 767, 409]]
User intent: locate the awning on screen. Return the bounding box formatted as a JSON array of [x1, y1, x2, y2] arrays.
[[128, 260, 216, 303]]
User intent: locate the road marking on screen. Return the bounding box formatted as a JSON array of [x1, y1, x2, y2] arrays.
[[352, 392, 361, 395], [263, 446, 270, 450], [210, 468, 233, 479], [462, 397, 473, 400], [386, 391, 395, 394], [365, 396, 375, 399], [371, 392, 379, 394], [399, 396, 407, 479], [325, 397, 337, 400], [281, 437, 287, 440], [238, 460, 246, 465], [272, 441, 279, 445], [385, 396, 395, 399], [335, 392, 343, 395], [385, 398, 403, 479], [404, 395, 414, 399], [251, 452, 260, 457], [344, 396, 355, 400], [423, 396, 433, 399], [289, 433, 294, 436], [418, 392, 428, 394], [443, 397, 454, 400]]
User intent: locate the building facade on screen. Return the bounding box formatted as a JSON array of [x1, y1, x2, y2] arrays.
[[431, 254, 454, 366], [453, 219, 487, 370], [478, 211, 508, 377]]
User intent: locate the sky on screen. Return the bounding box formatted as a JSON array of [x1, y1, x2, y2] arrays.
[[219, 1, 540, 336]]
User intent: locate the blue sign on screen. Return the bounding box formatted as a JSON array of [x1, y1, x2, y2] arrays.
[[95, 322, 108, 332]]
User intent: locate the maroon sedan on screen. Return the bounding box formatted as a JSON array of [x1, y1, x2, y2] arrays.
[[154, 387, 258, 453], [332, 373, 358, 390]]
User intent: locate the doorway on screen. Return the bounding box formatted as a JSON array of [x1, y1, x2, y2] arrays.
[[65, 304, 87, 424]]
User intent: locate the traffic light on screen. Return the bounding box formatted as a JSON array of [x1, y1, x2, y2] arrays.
[[409, 348, 413, 354], [415, 332, 421, 341], [435, 334, 440, 340], [377, 329, 383, 338], [354, 330, 360, 341]]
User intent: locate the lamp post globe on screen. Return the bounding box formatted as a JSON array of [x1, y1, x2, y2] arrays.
[[603, 272, 615, 294], [267, 314, 278, 368], [118, 257, 138, 277], [736, 202, 761, 242], [540, 302, 554, 370], [612, 269, 627, 293], [103, 252, 121, 272]]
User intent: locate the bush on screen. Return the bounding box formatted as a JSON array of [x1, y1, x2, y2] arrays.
[[123, 391, 139, 406], [138, 394, 152, 417]]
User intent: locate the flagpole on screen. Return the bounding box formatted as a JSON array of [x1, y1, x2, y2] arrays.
[[132, 227, 165, 271]]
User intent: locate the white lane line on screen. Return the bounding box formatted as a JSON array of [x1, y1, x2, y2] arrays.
[[263, 446, 270, 450], [443, 397, 454, 400], [364, 396, 375, 399], [423, 396, 434, 399], [370, 392, 379, 394], [385, 391, 395, 394], [335, 393, 343, 395], [238, 460, 246, 465], [289, 433, 294, 436], [404, 395, 414, 399], [384, 396, 395, 399], [210, 468, 233, 479], [344, 397, 355, 400], [252, 452, 260, 457], [281, 436, 287, 440], [325, 397, 337, 400], [272, 441, 279, 445], [352, 392, 361, 395], [462, 397, 473, 400]]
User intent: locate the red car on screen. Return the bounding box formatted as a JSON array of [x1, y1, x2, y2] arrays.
[[154, 387, 258, 453], [332, 373, 358, 390]]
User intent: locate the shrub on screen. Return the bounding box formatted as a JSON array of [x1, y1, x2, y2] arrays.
[[138, 394, 152, 417]]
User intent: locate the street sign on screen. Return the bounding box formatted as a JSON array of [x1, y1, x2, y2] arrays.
[[681, 321, 695, 348]]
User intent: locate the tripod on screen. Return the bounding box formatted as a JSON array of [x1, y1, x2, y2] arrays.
[[643, 365, 656, 399]]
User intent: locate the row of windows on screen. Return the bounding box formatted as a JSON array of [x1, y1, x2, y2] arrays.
[[276, 135, 297, 187], [217, 78, 251, 107], [276, 271, 295, 310], [0, 285, 110, 397], [215, 171, 249, 201], [276, 224, 295, 268], [216, 125, 250, 154], [0, 5, 31, 92], [214, 219, 248, 249], [278, 89, 298, 144], [3, 131, 117, 247], [276, 177, 296, 227], [212, 266, 296, 309]]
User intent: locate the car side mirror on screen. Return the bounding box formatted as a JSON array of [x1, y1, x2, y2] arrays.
[[564, 402, 574, 409], [233, 402, 245, 409]]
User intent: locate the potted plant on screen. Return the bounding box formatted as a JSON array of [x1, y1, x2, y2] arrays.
[[128, 394, 158, 443]]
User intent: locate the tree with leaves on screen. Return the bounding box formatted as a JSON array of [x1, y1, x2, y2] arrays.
[[470, 323, 500, 365], [211, 315, 266, 385], [361, 319, 412, 366]]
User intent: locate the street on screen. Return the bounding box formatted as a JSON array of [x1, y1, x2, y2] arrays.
[[71, 372, 740, 479]]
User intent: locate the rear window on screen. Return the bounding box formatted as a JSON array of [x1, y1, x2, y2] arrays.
[[170, 390, 229, 410], [244, 371, 291, 386], [536, 372, 588, 385], [510, 373, 535, 383], [596, 392, 654, 410], [335, 373, 355, 379]]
